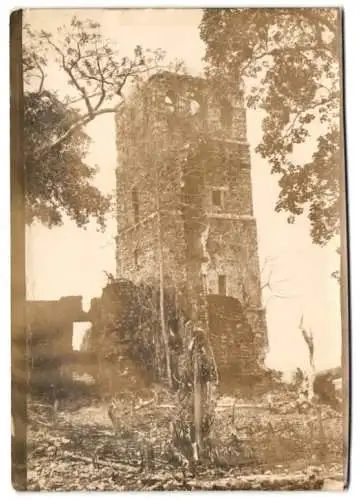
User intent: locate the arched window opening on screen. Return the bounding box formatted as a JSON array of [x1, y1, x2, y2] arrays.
[[189, 98, 201, 116], [180, 90, 203, 117], [165, 90, 177, 113]]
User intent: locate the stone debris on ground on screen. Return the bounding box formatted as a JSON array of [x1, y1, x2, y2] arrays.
[[26, 392, 344, 491]]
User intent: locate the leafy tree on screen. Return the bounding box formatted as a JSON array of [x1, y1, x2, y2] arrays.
[[23, 17, 165, 228], [199, 8, 341, 246], [24, 90, 111, 228]]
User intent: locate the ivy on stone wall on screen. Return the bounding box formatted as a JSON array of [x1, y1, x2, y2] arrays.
[[85, 279, 186, 392]]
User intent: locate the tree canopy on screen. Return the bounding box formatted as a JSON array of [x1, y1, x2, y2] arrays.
[[200, 8, 342, 246], [23, 17, 164, 228], [24, 90, 111, 228]]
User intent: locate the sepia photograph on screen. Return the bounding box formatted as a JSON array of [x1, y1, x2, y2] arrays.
[[10, 6, 349, 491]]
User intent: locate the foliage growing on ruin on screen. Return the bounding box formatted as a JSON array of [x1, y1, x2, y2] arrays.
[[200, 8, 341, 246], [84, 280, 183, 390], [82, 276, 222, 464]]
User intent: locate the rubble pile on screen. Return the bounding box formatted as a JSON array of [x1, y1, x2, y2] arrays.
[[27, 390, 343, 491]]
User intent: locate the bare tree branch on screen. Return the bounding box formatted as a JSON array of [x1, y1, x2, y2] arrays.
[[260, 256, 298, 306], [45, 37, 95, 118], [23, 21, 167, 161], [35, 106, 119, 161]]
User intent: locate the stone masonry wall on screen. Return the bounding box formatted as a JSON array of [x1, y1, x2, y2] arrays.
[[115, 72, 268, 381]]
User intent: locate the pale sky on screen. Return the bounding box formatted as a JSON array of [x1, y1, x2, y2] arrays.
[[24, 8, 342, 373]]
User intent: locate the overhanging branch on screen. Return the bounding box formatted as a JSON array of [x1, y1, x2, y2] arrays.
[[34, 106, 119, 161]]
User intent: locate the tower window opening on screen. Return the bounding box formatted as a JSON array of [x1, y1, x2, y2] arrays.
[[165, 91, 177, 113], [201, 273, 208, 293], [212, 189, 223, 207], [189, 98, 201, 116], [218, 275, 227, 296]]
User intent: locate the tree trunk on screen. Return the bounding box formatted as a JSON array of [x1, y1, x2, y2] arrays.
[[193, 344, 202, 461], [155, 171, 172, 388]]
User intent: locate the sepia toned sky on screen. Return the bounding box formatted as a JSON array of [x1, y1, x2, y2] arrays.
[[24, 8, 341, 373]]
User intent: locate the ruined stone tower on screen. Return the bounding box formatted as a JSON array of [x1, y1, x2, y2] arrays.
[[115, 72, 267, 379]]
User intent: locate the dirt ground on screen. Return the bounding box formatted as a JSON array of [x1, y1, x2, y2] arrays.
[[26, 393, 344, 491]]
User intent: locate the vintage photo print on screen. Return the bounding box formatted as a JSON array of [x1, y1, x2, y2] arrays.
[[11, 7, 349, 491]]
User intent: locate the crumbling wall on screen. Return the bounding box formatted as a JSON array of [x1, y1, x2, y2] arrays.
[[207, 294, 261, 387], [86, 279, 186, 392], [26, 296, 89, 392], [115, 72, 268, 386]]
